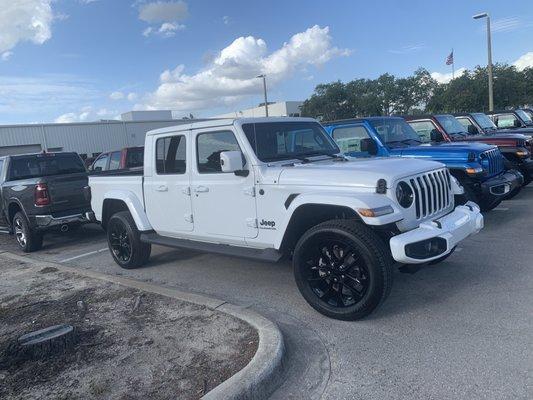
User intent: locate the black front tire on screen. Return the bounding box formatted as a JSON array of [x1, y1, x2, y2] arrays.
[[12, 212, 43, 253], [458, 182, 500, 212], [293, 219, 393, 321], [107, 211, 151, 269]]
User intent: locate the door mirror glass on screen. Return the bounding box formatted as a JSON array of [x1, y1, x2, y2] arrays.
[[220, 151, 244, 173], [359, 138, 378, 155], [514, 119, 522, 128]]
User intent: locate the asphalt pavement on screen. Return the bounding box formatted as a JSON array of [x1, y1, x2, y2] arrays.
[[1, 187, 532, 400]]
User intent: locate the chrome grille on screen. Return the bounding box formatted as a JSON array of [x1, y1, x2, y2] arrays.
[[481, 148, 504, 175], [408, 169, 453, 220]]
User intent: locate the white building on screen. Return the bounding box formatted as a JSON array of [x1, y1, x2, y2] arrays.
[[213, 101, 304, 118], [0, 111, 204, 159]]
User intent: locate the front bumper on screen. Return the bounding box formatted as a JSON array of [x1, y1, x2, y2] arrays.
[[517, 158, 533, 181], [481, 170, 523, 197], [389, 202, 484, 264]]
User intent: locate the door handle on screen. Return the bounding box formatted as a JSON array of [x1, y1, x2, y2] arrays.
[[194, 186, 209, 193], [156, 185, 168, 192]]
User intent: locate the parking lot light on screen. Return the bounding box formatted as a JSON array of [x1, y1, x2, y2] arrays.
[[473, 12, 494, 111]]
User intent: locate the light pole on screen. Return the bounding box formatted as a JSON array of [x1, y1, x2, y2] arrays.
[[256, 74, 269, 117], [473, 12, 494, 111]]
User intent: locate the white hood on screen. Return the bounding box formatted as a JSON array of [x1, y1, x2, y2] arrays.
[[277, 157, 444, 188]]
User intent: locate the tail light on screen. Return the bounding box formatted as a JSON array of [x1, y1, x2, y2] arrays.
[[34, 183, 51, 206]]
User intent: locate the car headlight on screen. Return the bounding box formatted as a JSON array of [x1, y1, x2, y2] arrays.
[[396, 181, 414, 208]]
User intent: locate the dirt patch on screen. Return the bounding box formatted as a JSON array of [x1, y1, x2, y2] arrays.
[[0, 260, 258, 400]]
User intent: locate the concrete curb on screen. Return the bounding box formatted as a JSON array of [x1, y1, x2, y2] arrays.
[[0, 251, 285, 400]]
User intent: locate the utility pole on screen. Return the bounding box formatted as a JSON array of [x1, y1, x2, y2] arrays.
[[257, 74, 269, 117], [473, 12, 494, 111]]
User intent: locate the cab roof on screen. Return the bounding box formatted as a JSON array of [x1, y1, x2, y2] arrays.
[[146, 117, 318, 136]]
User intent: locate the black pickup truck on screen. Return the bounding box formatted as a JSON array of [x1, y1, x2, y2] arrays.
[[0, 152, 93, 252]]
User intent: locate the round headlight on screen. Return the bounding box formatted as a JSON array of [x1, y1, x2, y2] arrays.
[[396, 181, 414, 208]]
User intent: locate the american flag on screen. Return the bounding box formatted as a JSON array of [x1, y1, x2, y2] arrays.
[[446, 51, 454, 65]]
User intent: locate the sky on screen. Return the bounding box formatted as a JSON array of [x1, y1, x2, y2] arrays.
[[0, 0, 532, 124]]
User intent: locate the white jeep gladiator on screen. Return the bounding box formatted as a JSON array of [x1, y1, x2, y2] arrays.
[[89, 117, 484, 320]]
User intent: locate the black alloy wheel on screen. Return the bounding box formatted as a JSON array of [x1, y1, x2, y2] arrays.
[[305, 237, 370, 308], [109, 220, 132, 263]]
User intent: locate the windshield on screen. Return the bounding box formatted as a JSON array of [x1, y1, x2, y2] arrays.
[[472, 113, 497, 130], [368, 118, 424, 146], [8, 153, 86, 181], [515, 109, 533, 124], [522, 109, 533, 119], [242, 121, 339, 162], [435, 115, 468, 135]]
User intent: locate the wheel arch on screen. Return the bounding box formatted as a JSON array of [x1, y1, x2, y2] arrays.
[[279, 203, 361, 254], [7, 199, 25, 225], [101, 191, 152, 232]]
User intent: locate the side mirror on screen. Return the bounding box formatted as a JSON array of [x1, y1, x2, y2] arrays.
[[514, 119, 522, 128], [94, 166, 102, 172], [430, 129, 444, 142], [467, 125, 479, 135], [360, 138, 378, 155], [220, 151, 244, 173]]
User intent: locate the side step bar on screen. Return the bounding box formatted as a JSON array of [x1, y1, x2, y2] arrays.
[[140, 232, 283, 263]]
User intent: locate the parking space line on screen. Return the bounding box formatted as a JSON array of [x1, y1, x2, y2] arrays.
[[59, 247, 108, 263], [0, 230, 10, 234], [493, 207, 509, 211]]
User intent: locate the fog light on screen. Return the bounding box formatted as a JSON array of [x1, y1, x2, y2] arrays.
[[405, 237, 447, 260]]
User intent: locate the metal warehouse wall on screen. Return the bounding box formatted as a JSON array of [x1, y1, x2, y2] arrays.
[[0, 119, 201, 156]]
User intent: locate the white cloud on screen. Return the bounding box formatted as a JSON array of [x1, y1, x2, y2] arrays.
[[144, 25, 350, 111], [513, 52, 533, 71], [109, 91, 125, 100], [1, 51, 13, 61], [430, 68, 467, 84], [55, 106, 118, 123], [0, 0, 54, 53], [139, 1, 188, 22], [127, 92, 138, 101], [143, 22, 185, 37], [388, 43, 426, 55], [0, 74, 100, 118]]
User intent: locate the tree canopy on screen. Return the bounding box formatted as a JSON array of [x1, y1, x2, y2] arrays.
[[300, 64, 533, 121]]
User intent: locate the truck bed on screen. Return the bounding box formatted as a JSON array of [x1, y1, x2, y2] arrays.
[[89, 170, 144, 223]]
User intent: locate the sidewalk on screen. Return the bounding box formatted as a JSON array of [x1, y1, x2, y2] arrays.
[[0, 255, 267, 400]]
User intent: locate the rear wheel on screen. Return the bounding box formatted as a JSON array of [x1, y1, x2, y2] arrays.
[[107, 211, 151, 269], [13, 212, 43, 253], [293, 220, 393, 321]]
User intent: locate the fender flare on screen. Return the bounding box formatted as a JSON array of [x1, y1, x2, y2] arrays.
[[6, 198, 27, 223], [102, 190, 152, 231], [274, 191, 402, 249]]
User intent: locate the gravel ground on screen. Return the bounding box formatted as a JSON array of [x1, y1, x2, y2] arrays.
[[0, 258, 258, 400]]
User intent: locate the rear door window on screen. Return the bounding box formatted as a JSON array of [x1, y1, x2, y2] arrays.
[[156, 136, 186, 174], [332, 126, 371, 153], [92, 154, 109, 171], [109, 151, 121, 170], [408, 120, 437, 142], [495, 113, 519, 128]]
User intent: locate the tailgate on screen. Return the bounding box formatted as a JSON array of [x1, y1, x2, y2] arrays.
[[45, 172, 90, 214]]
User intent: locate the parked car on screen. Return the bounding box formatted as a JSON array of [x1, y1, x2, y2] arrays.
[[323, 117, 522, 211], [406, 114, 533, 186], [0, 152, 93, 252], [454, 113, 533, 185], [89, 147, 144, 172], [89, 117, 484, 320], [486, 110, 533, 134], [520, 108, 533, 120]]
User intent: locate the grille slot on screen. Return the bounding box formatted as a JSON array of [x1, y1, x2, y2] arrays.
[[407, 169, 452, 220], [481, 148, 503, 175]]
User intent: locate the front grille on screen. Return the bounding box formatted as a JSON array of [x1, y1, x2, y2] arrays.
[[480, 148, 504, 175], [408, 169, 453, 220]]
